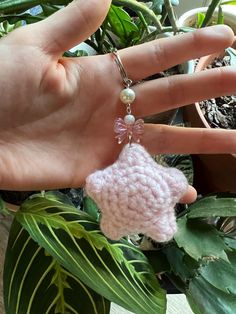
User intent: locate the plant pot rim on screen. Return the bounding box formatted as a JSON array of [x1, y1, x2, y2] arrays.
[[177, 6, 236, 33]]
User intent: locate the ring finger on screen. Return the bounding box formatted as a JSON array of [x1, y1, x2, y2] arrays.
[[132, 65, 236, 117]]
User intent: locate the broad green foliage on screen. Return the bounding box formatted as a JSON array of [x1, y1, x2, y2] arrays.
[[14, 191, 166, 314], [175, 216, 229, 261], [107, 5, 140, 47], [4, 219, 110, 314], [198, 252, 236, 294], [187, 274, 236, 314], [165, 194, 236, 313]]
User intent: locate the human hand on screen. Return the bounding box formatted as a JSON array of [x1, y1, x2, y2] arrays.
[[0, 0, 235, 203]]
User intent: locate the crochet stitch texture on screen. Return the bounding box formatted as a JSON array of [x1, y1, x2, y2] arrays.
[[86, 143, 188, 242]]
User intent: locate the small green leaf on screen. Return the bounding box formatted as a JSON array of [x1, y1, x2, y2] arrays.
[[187, 194, 236, 219], [175, 217, 229, 261], [196, 12, 206, 28], [107, 5, 139, 46], [221, 1, 236, 4], [83, 196, 100, 221], [217, 5, 224, 24], [4, 219, 110, 314]]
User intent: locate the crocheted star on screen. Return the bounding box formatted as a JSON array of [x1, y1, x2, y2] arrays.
[[85, 144, 188, 242]]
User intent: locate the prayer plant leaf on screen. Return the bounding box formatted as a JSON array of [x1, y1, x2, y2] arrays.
[[14, 191, 166, 314], [4, 219, 110, 314], [175, 216, 229, 261], [187, 194, 236, 219]]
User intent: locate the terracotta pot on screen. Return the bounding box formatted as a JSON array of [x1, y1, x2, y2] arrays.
[[184, 51, 236, 194]]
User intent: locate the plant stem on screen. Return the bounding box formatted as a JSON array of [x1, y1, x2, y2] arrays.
[[164, 0, 178, 34], [201, 0, 222, 27], [99, 19, 109, 52], [137, 11, 150, 35], [112, 0, 163, 32], [140, 26, 176, 43]]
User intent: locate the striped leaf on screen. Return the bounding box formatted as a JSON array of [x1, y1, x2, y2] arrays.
[[4, 219, 110, 314], [14, 191, 166, 314]]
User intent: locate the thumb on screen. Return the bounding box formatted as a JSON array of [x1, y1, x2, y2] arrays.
[[34, 0, 111, 55]]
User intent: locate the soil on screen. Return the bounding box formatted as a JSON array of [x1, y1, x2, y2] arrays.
[[199, 55, 236, 129]]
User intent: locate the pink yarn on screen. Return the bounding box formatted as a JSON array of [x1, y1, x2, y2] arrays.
[[85, 144, 188, 242]]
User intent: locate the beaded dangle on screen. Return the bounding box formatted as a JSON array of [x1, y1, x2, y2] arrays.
[[112, 49, 144, 145]]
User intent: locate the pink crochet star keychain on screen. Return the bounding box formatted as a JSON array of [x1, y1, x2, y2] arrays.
[[85, 49, 188, 242]]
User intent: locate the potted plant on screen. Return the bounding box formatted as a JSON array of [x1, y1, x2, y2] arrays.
[[184, 47, 236, 194], [0, 1, 236, 314], [180, 0, 236, 194], [177, 0, 236, 32]]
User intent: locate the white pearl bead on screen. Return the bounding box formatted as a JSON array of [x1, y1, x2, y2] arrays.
[[120, 88, 136, 104], [124, 114, 135, 125]]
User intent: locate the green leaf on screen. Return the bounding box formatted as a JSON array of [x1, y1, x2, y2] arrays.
[[196, 12, 206, 28], [15, 192, 166, 314], [175, 217, 229, 261], [83, 196, 100, 222], [144, 250, 171, 275], [187, 194, 236, 219], [164, 245, 198, 281], [217, 5, 224, 24], [186, 275, 236, 314], [198, 251, 236, 294], [107, 5, 139, 46], [221, 0, 236, 4], [4, 219, 110, 314]]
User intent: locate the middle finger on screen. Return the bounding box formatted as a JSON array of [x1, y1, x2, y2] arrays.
[[118, 25, 234, 81]]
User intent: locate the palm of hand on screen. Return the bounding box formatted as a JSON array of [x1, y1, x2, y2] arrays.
[[0, 30, 123, 190]]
